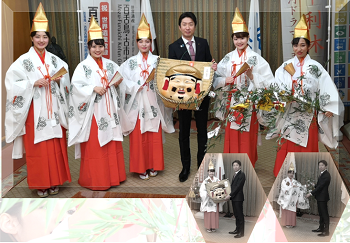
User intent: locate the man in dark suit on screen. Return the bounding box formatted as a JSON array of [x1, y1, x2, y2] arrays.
[[307, 160, 331, 237], [225, 160, 246, 238], [168, 12, 216, 182]]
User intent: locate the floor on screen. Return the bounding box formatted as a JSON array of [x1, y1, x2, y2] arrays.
[[194, 212, 258, 243], [3, 123, 329, 198]]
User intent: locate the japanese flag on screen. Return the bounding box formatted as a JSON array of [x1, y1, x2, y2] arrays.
[[248, 0, 261, 55], [141, 0, 156, 52]]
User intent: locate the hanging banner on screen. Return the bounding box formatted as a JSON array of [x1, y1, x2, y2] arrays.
[[280, 0, 328, 64], [78, 0, 141, 65], [112, 1, 140, 65], [332, 0, 350, 106]]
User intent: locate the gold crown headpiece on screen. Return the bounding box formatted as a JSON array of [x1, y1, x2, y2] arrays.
[[232, 7, 249, 34], [137, 13, 152, 39], [294, 14, 310, 40], [88, 15, 103, 42], [31, 2, 49, 33], [208, 160, 215, 170]]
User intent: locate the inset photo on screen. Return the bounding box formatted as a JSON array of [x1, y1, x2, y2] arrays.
[[268, 152, 349, 242], [187, 153, 266, 243]]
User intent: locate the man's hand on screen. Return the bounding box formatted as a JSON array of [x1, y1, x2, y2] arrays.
[[211, 59, 217, 71], [225, 195, 231, 201]]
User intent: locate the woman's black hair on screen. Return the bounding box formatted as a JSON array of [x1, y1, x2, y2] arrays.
[[87, 39, 105, 50], [291, 37, 310, 47], [31, 31, 50, 39], [287, 170, 295, 174], [232, 32, 249, 39], [30, 31, 50, 46], [136, 38, 152, 42], [178, 12, 197, 26]]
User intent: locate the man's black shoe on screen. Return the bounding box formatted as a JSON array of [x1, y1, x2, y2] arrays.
[[234, 233, 244, 238], [179, 168, 190, 182]]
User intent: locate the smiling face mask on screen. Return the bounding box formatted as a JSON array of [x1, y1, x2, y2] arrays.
[[161, 64, 202, 102]]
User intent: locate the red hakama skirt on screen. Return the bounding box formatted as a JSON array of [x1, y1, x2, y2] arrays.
[[204, 209, 219, 229], [79, 116, 126, 190], [223, 111, 259, 167], [280, 208, 296, 226], [273, 117, 319, 176], [23, 102, 71, 190], [129, 119, 164, 173]]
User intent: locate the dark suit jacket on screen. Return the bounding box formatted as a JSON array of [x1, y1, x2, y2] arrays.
[[230, 170, 246, 202], [168, 37, 212, 62], [311, 170, 331, 202]]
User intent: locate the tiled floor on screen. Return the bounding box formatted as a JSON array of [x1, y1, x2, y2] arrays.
[[194, 212, 258, 243], [3, 126, 329, 198], [275, 210, 338, 242]]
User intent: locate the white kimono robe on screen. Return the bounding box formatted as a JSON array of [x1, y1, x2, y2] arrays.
[[268, 55, 344, 148], [277, 177, 309, 214], [5, 47, 70, 159], [118, 51, 175, 135], [68, 55, 132, 154], [199, 176, 224, 213], [213, 48, 274, 131]]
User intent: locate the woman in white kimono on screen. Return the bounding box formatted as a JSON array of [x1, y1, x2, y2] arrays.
[[271, 15, 344, 176], [118, 14, 174, 180], [199, 162, 223, 233], [277, 166, 309, 228], [68, 16, 129, 190], [4, 3, 71, 197], [213, 7, 274, 167]]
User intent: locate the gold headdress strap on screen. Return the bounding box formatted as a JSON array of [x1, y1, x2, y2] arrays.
[[31, 2, 49, 33], [294, 14, 310, 41], [232, 7, 249, 34], [137, 13, 152, 39], [88, 15, 103, 42]]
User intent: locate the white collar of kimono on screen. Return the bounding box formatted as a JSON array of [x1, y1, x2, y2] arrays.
[[137, 51, 153, 63], [235, 169, 241, 174], [320, 169, 327, 174], [29, 46, 48, 65], [86, 54, 106, 70], [207, 175, 217, 180], [293, 54, 311, 67], [293, 54, 311, 78], [234, 46, 252, 55]]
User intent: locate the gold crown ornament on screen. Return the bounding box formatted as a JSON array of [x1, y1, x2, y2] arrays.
[[232, 7, 249, 34], [137, 13, 152, 39], [208, 160, 215, 170], [288, 162, 295, 172], [31, 2, 49, 33], [88, 15, 103, 42], [294, 14, 310, 41]]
